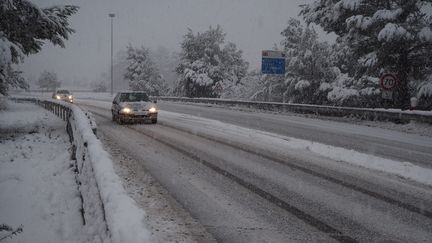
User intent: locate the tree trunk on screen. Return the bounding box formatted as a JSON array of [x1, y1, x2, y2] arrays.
[[396, 52, 410, 110]]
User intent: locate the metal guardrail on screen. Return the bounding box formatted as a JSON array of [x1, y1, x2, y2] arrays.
[[154, 96, 432, 124], [10, 97, 97, 134], [9, 97, 71, 122]]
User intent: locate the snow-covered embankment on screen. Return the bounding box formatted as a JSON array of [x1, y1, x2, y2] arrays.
[[12, 98, 152, 243]]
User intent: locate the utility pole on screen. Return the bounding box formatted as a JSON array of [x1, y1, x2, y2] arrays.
[[109, 13, 115, 96]]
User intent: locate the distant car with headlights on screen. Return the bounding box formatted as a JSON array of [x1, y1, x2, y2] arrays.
[[52, 89, 74, 103], [111, 91, 158, 124]]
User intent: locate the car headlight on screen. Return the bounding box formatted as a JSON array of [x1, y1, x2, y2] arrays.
[[68, 95, 73, 99], [149, 107, 157, 113], [56, 95, 61, 99], [121, 107, 132, 114]]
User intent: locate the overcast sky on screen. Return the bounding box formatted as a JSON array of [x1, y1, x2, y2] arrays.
[[23, 0, 316, 86]]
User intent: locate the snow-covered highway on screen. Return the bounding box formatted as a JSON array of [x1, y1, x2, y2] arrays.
[[77, 99, 432, 243], [156, 101, 432, 168]]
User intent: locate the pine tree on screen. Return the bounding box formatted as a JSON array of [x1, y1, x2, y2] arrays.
[[0, 0, 78, 95], [124, 45, 166, 95], [301, 0, 432, 108], [37, 70, 60, 91], [281, 18, 337, 104], [149, 46, 180, 94]]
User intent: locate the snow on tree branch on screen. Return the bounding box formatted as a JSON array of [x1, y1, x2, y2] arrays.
[[0, 0, 78, 95], [175, 26, 248, 98], [301, 0, 432, 108]]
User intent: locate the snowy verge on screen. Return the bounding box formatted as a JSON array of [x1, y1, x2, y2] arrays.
[[0, 100, 48, 134], [160, 111, 432, 187], [9, 98, 152, 243], [0, 102, 86, 243]]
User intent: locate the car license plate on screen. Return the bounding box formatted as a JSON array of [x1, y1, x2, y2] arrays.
[[135, 111, 148, 116]]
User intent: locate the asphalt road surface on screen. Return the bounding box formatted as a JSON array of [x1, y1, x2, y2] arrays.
[[78, 99, 432, 243]]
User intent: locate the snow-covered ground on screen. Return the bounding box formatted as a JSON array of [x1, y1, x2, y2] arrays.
[[0, 100, 154, 243], [0, 101, 86, 243]]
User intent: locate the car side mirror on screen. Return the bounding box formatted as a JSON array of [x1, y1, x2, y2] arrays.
[[153, 100, 157, 104]]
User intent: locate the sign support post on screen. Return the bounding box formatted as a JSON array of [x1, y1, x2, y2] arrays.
[[261, 50, 286, 102]]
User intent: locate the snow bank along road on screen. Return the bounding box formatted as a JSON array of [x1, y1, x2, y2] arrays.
[[77, 99, 432, 243], [0, 102, 85, 243]]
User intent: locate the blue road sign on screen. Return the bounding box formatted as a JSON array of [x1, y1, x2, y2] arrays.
[[261, 57, 285, 75]]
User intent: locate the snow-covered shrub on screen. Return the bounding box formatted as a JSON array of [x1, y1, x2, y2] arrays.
[[91, 80, 108, 92], [230, 70, 267, 101], [417, 75, 432, 110], [0, 93, 8, 110], [327, 86, 359, 106]]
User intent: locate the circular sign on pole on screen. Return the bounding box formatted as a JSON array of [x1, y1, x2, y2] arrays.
[[380, 73, 398, 91]]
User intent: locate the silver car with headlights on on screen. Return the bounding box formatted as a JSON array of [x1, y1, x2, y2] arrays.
[[52, 89, 74, 103], [111, 92, 158, 124]]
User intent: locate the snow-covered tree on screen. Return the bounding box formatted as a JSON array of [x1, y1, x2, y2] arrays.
[[149, 46, 179, 94], [0, 58, 27, 94], [0, 0, 78, 95], [301, 0, 432, 108], [324, 42, 382, 108], [245, 70, 269, 101], [416, 74, 432, 109], [109, 50, 129, 91], [124, 45, 166, 95], [91, 80, 107, 92], [219, 69, 264, 100], [175, 26, 248, 98], [37, 70, 60, 91], [281, 18, 338, 104]]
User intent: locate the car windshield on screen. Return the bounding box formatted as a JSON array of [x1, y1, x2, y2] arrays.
[[120, 93, 149, 102], [57, 90, 70, 94]]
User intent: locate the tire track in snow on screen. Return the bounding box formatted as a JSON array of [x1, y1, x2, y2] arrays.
[[87, 108, 357, 242], [84, 104, 432, 242], [85, 105, 432, 219], [157, 120, 432, 220]]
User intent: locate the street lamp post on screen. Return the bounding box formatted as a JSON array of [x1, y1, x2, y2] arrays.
[[109, 13, 115, 96]]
